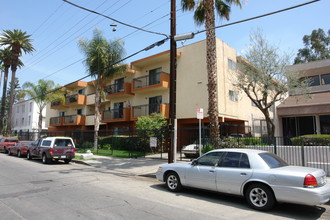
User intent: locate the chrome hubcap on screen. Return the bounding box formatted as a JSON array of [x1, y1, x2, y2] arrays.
[[250, 187, 268, 207], [167, 175, 178, 189]]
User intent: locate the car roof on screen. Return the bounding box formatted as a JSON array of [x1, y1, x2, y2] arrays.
[[43, 137, 73, 141], [210, 148, 267, 154]]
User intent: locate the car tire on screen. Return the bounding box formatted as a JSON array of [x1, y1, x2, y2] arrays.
[[17, 150, 22, 158], [8, 149, 11, 155], [42, 154, 51, 164], [245, 183, 275, 211], [64, 159, 71, 164], [27, 151, 32, 160], [4, 147, 8, 154], [166, 172, 182, 192]]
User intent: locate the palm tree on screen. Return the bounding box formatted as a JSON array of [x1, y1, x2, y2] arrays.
[[79, 28, 126, 151], [181, 0, 242, 147], [0, 29, 35, 135], [0, 48, 12, 133], [22, 80, 60, 134]]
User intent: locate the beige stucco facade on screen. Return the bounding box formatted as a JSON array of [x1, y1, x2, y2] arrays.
[[46, 38, 269, 137]]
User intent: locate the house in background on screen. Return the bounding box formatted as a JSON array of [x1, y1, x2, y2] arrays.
[[46, 38, 271, 145], [276, 58, 330, 137], [12, 99, 47, 133]]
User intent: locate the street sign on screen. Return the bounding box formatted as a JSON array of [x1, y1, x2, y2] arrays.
[[197, 108, 204, 119], [150, 137, 157, 148]]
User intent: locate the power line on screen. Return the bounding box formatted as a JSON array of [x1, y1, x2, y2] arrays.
[[21, 37, 169, 104], [63, 0, 169, 37], [194, 0, 321, 35]]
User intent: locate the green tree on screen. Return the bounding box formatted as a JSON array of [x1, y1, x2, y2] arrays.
[[79, 28, 127, 151], [234, 30, 308, 138], [22, 79, 61, 134], [294, 28, 330, 64], [181, 0, 243, 147], [136, 113, 168, 131], [0, 29, 35, 135], [0, 48, 11, 133]]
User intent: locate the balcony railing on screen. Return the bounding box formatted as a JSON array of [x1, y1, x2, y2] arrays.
[[102, 108, 130, 122], [63, 115, 86, 125], [131, 103, 169, 119], [65, 94, 86, 106], [49, 116, 63, 126], [104, 83, 124, 95], [132, 72, 169, 92]]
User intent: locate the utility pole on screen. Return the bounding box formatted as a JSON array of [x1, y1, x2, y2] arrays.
[[168, 0, 176, 163]]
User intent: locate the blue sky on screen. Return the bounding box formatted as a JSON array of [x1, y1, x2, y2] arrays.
[[0, 0, 329, 91]]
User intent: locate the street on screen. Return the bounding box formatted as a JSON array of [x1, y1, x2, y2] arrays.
[[0, 153, 329, 220]]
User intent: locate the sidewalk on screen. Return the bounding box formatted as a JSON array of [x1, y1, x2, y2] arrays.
[[73, 153, 188, 177]]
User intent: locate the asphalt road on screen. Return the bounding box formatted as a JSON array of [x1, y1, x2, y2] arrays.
[[0, 153, 329, 220]]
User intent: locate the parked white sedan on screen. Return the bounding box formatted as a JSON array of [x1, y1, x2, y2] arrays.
[[156, 148, 330, 211]]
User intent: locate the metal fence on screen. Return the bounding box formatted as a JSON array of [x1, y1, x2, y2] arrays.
[[16, 128, 330, 175]]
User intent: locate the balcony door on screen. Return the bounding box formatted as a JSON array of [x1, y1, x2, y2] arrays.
[[114, 102, 124, 119], [149, 96, 162, 115], [149, 68, 161, 86], [115, 78, 124, 92]]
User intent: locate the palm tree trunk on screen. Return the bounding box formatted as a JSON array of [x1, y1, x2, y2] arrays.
[[38, 106, 44, 136], [6, 65, 16, 136], [93, 77, 102, 151], [205, 0, 220, 147], [0, 67, 9, 133]]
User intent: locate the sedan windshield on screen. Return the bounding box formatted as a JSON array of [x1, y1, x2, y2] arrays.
[[259, 152, 288, 168]]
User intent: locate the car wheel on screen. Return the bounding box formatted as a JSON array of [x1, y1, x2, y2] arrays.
[[166, 172, 182, 192], [17, 150, 21, 158], [246, 183, 275, 211], [27, 151, 32, 160], [42, 154, 51, 164], [8, 149, 11, 155], [64, 159, 71, 164], [4, 147, 8, 154]]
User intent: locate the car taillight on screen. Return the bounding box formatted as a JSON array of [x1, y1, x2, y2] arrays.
[[73, 148, 76, 152], [49, 149, 53, 154], [304, 174, 318, 187]]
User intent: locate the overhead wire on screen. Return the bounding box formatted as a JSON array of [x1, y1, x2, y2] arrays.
[[63, 0, 169, 37]]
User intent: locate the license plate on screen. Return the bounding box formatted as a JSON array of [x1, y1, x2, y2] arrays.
[[61, 155, 66, 158]]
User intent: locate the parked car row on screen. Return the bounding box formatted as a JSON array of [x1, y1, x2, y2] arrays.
[[1, 136, 76, 164], [156, 148, 330, 211]]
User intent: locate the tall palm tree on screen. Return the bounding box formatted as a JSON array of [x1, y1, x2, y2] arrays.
[[0, 48, 12, 133], [181, 0, 242, 147], [0, 29, 34, 135], [79, 28, 126, 151], [23, 80, 59, 134]]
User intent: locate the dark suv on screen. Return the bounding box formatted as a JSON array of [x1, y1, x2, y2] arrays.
[[27, 137, 76, 164]]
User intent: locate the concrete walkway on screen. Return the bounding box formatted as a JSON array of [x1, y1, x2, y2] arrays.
[[73, 153, 190, 177]]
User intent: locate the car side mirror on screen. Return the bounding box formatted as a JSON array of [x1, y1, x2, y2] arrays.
[[191, 159, 198, 166]]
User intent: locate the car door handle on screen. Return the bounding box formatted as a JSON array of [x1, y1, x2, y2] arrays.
[[240, 173, 247, 176], [209, 170, 215, 173]]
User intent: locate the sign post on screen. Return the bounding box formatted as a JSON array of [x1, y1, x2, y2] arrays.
[[196, 108, 204, 157]]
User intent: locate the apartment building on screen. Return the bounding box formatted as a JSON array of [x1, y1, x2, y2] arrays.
[[276, 59, 330, 137], [12, 99, 47, 132], [46, 38, 269, 138]]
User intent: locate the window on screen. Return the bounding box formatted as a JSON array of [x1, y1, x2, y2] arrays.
[[77, 109, 83, 115], [149, 68, 162, 85], [229, 90, 238, 102], [21, 117, 25, 126], [22, 104, 25, 113], [41, 140, 52, 147], [321, 73, 330, 85], [78, 89, 85, 95], [196, 152, 224, 166], [220, 152, 250, 168], [228, 58, 237, 71], [115, 78, 124, 92], [149, 96, 162, 114], [28, 116, 31, 125], [259, 152, 288, 168], [113, 102, 123, 119], [29, 102, 33, 112], [307, 75, 320, 86]]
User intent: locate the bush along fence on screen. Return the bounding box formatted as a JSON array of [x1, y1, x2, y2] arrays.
[[16, 129, 330, 175]]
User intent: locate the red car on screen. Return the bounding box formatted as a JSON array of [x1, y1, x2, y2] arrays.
[[8, 141, 33, 157], [0, 137, 19, 153]]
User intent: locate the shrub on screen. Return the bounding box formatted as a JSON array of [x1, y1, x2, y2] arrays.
[[81, 141, 93, 149], [202, 144, 214, 154], [220, 138, 245, 148], [291, 134, 330, 146]]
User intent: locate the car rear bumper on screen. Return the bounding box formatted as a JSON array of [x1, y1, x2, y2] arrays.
[[274, 183, 330, 205], [51, 154, 75, 160]]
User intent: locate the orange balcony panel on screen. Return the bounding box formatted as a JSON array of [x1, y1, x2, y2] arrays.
[[105, 83, 134, 99], [132, 72, 170, 93], [160, 103, 169, 119]]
